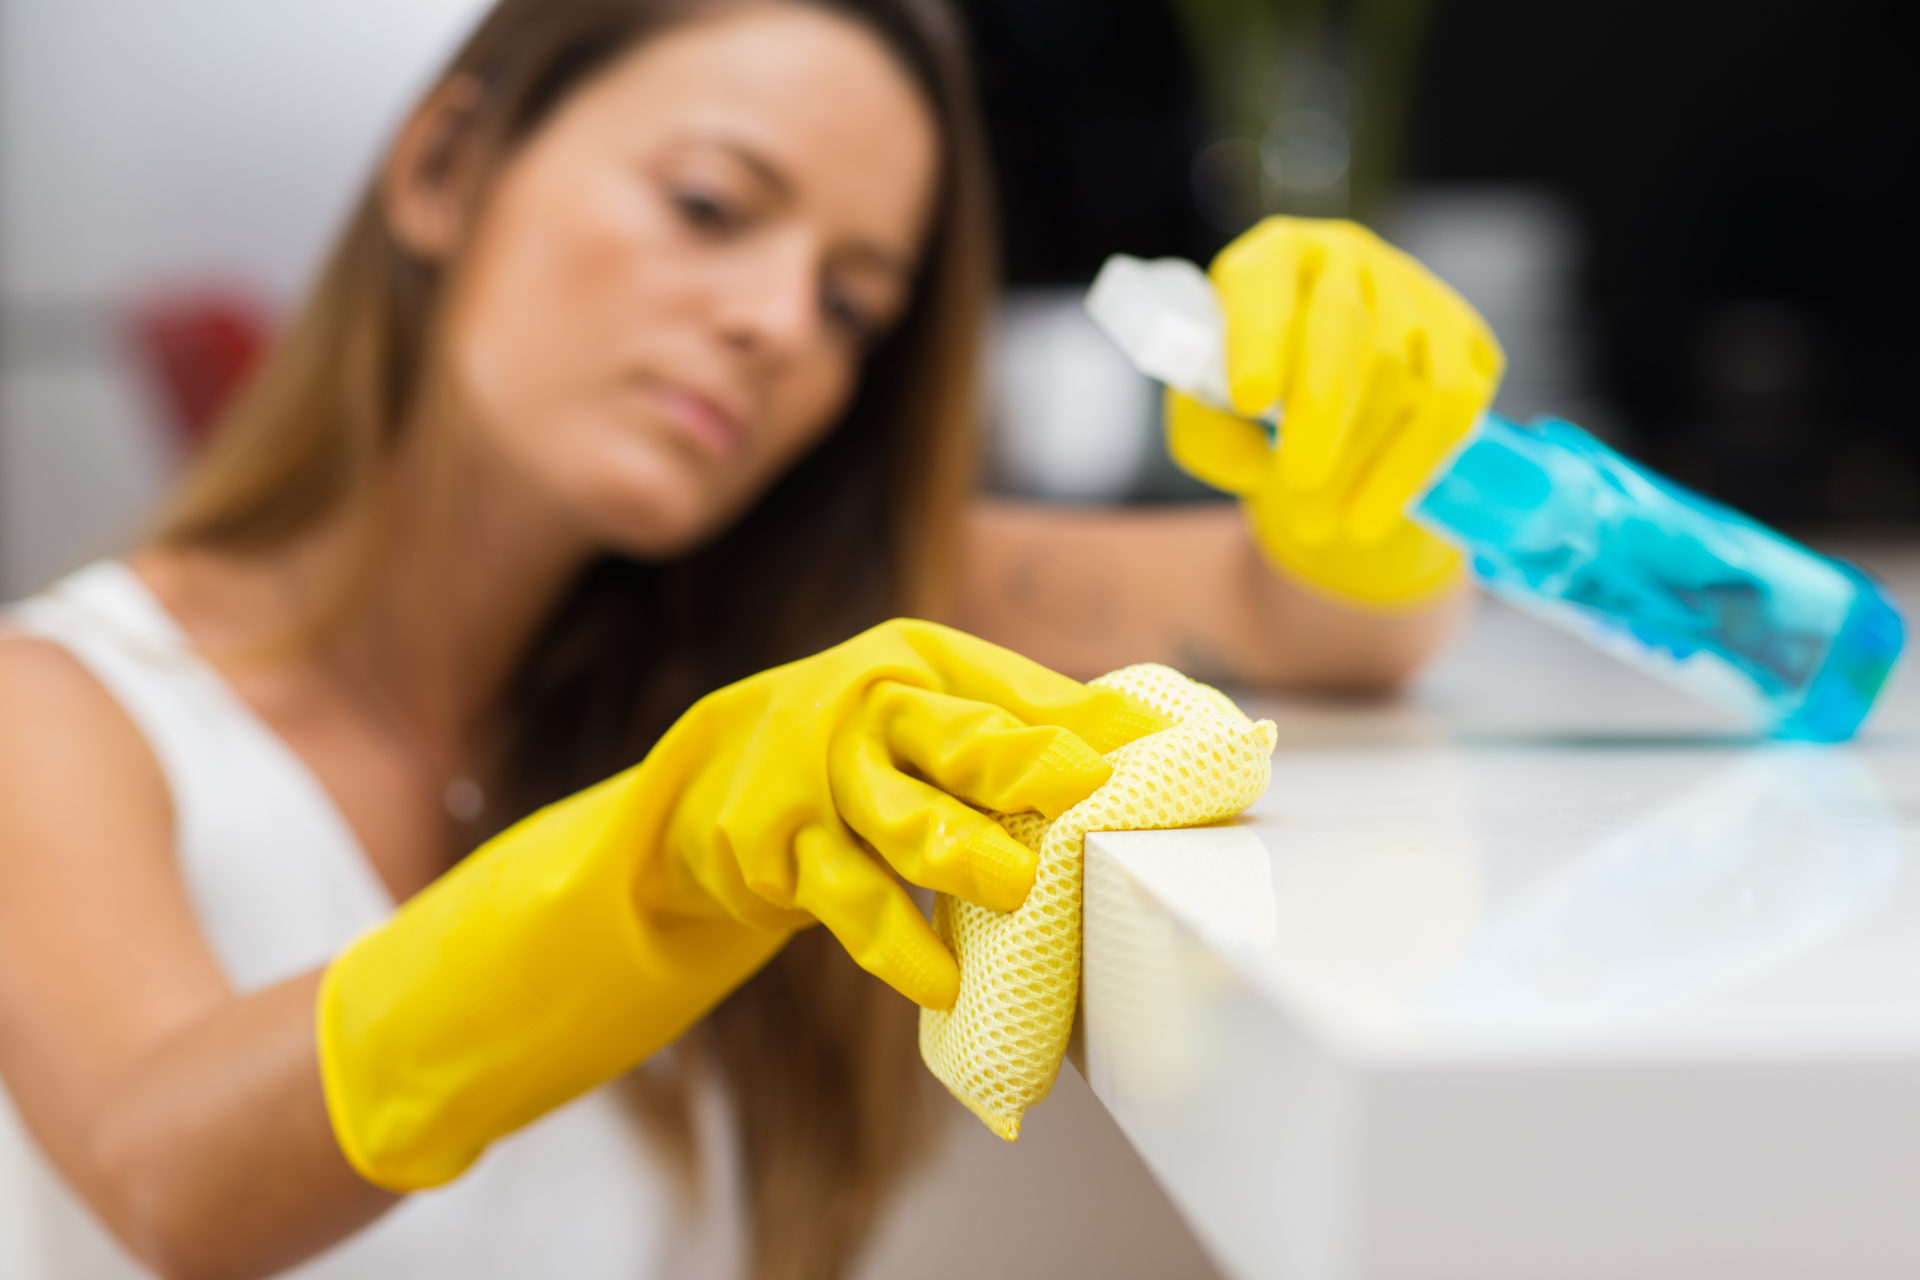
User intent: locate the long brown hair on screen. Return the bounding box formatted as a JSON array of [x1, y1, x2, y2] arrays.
[[156, 2, 995, 1276]]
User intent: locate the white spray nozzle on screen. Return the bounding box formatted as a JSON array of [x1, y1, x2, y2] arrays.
[[1083, 254, 1235, 411]]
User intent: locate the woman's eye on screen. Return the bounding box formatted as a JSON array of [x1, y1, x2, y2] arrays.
[[822, 287, 877, 344], [673, 187, 737, 234]]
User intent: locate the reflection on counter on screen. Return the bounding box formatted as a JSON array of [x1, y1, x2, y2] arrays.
[[1423, 748, 1902, 1038]]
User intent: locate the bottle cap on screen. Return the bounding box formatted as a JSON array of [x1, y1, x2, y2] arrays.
[[1084, 254, 1235, 411]]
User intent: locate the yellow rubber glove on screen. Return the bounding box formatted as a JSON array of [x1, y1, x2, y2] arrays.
[[317, 619, 1167, 1191], [1167, 216, 1505, 607]]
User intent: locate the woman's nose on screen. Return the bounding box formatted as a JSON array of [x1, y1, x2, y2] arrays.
[[715, 233, 822, 360]]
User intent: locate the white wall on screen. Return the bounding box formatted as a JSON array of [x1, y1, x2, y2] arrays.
[[0, 0, 492, 593], [0, 0, 491, 305]]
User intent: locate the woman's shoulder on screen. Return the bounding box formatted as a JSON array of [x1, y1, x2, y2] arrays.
[[0, 621, 129, 713], [0, 625, 172, 846]]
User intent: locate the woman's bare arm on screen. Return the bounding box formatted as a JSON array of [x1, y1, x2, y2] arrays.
[[956, 500, 1472, 691], [0, 636, 394, 1280]]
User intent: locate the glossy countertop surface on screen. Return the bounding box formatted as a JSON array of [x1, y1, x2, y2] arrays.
[[1102, 548, 1920, 1063]]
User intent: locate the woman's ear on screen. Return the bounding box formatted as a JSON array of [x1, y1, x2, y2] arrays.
[[381, 75, 490, 261]]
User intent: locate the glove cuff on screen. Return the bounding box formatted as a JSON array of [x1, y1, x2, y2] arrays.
[[316, 772, 784, 1190]]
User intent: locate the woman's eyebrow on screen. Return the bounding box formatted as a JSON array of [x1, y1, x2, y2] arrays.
[[712, 138, 792, 198]]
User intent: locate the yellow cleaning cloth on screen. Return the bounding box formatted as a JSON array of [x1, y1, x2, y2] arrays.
[[919, 664, 1277, 1139]]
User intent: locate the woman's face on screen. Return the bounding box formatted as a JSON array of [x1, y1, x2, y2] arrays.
[[432, 4, 940, 555]]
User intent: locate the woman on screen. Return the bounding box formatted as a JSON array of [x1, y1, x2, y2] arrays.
[[0, 0, 1497, 1277]]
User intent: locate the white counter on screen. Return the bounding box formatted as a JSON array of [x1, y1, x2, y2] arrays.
[[1078, 553, 1920, 1280]]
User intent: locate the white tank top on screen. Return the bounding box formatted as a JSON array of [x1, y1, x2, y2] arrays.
[[0, 561, 744, 1279]]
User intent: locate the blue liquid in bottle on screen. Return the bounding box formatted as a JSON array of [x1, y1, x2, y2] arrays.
[[1415, 415, 1905, 741]]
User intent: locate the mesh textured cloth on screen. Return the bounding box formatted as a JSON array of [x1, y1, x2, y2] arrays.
[[919, 664, 1277, 1139]]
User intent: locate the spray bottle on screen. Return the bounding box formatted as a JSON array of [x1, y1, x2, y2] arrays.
[[1086, 254, 1904, 742]]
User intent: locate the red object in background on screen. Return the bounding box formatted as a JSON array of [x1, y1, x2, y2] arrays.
[[128, 292, 272, 452]]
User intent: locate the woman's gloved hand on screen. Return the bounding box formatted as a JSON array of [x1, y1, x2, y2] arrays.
[[1166, 216, 1505, 607], [316, 619, 1165, 1191]]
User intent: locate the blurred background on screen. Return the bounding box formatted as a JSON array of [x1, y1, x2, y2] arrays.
[[3, 0, 1916, 595], [0, 0, 1912, 1275]]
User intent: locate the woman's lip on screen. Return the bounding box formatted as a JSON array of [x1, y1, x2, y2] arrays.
[[641, 380, 749, 461]]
